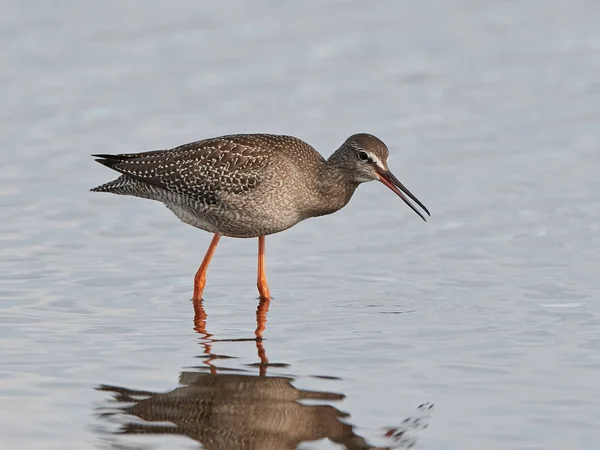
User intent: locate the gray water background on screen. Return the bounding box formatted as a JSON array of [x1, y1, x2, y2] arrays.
[[1, 1, 600, 449]]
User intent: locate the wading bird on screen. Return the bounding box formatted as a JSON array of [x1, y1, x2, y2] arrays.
[[91, 133, 430, 301]]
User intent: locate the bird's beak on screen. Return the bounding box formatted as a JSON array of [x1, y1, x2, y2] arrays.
[[376, 168, 430, 222]]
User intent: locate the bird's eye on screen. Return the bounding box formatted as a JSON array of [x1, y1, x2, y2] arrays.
[[358, 150, 370, 162]]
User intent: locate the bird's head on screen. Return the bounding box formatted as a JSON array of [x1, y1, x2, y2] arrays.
[[333, 133, 430, 221]]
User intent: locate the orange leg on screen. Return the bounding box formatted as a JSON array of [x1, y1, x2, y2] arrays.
[[255, 295, 271, 340], [257, 236, 271, 300], [193, 299, 208, 335], [256, 337, 269, 376], [192, 233, 221, 302]]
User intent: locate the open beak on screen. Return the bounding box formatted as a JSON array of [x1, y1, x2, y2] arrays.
[[376, 168, 431, 222]]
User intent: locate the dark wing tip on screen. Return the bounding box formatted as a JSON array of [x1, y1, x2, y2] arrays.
[[93, 158, 119, 169], [92, 154, 134, 169], [91, 153, 121, 159]]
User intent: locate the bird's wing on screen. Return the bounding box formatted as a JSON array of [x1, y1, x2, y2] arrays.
[[93, 135, 284, 205]]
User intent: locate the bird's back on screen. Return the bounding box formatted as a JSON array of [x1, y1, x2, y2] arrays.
[[91, 134, 327, 237]]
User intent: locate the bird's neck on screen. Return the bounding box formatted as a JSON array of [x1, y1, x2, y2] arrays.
[[310, 161, 358, 217]]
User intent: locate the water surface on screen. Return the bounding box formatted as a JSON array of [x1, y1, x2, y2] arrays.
[[2, 1, 600, 449]]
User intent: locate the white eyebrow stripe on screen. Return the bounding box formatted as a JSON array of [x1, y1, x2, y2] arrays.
[[370, 153, 386, 171]]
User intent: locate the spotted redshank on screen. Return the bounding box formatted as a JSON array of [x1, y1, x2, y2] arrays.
[[91, 133, 430, 301]]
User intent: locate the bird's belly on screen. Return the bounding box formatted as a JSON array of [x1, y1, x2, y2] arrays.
[[165, 197, 303, 239], [164, 203, 221, 234], [215, 204, 302, 238]]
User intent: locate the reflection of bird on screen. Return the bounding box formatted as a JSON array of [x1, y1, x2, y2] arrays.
[[96, 321, 432, 449], [91, 133, 429, 301], [98, 371, 388, 450]]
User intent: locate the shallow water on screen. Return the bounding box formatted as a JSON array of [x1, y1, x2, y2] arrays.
[[2, 1, 600, 449]]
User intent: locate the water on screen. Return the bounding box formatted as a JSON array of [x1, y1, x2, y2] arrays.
[[2, 1, 600, 449]]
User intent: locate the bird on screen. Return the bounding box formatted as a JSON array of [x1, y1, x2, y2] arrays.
[[91, 133, 430, 301]]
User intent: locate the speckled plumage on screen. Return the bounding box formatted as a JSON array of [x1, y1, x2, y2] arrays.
[[92, 132, 430, 300], [91, 133, 389, 238]]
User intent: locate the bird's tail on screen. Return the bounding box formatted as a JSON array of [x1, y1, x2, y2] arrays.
[[90, 152, 164, 198], [90, 175, 135, 194]]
